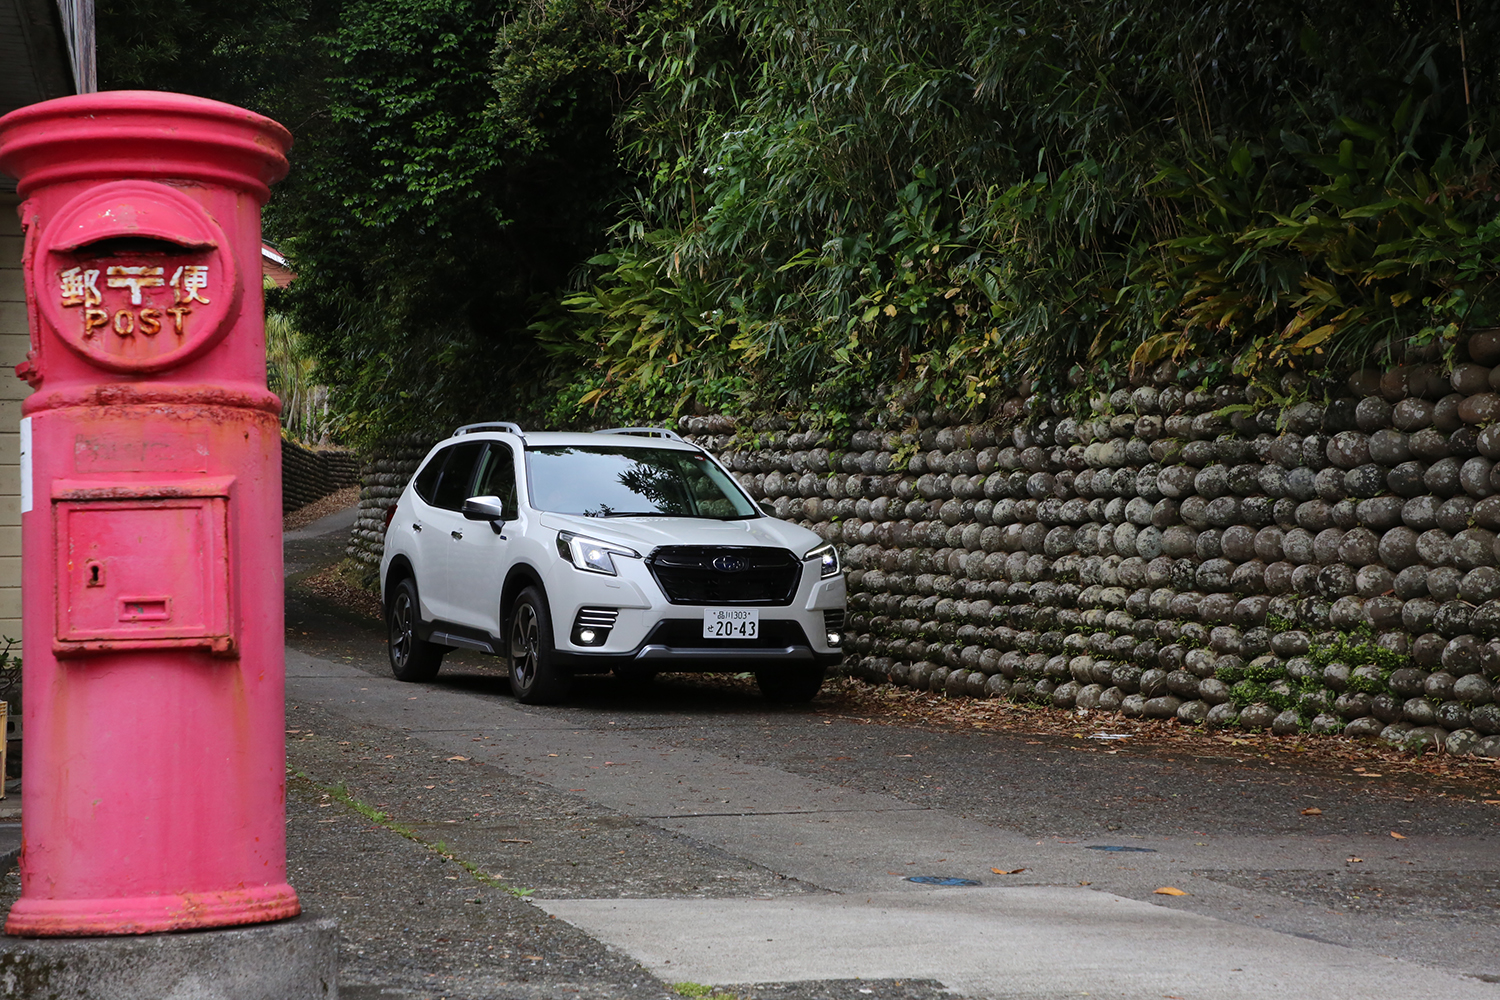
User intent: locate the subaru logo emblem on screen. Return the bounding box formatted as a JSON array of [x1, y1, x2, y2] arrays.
[[712, 555, 750, 573]]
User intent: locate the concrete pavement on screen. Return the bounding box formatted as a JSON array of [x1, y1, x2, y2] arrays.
[[286, 648, 1500, 999]]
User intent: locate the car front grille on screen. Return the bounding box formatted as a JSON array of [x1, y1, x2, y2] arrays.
[[643, 619, 812, 649], [645, 546, 802, 606]]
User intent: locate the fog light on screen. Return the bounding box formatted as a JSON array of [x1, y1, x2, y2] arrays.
[[579, 629, 597, 644], [827, 631, 842, 647]]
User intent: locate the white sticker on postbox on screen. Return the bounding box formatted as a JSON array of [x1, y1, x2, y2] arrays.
[[19, 417, 31, 514]]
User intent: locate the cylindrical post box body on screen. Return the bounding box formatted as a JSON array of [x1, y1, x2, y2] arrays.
[[0, 92, 297, 935]]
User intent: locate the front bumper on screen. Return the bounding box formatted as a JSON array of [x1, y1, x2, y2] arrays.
[[552, 616, 845, 673], [546, 550, 847, 670]]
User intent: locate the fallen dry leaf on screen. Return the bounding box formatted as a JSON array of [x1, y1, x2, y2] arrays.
[[1346, 856, 1363, 863], [991, 867, 1026, 875], [1390, 831, 1407, 839], [446, 756, 468, 762], [1300, 807, 1322, 816], [1154, 887, 1188, 896]]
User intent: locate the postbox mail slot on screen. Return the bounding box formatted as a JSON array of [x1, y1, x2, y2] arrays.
[[118, 597, 170, 622], [55, 490, 231, 651]]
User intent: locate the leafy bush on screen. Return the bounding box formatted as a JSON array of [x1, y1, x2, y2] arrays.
[[543, 0, 1500, 426], [101, 0, 1500, 440]]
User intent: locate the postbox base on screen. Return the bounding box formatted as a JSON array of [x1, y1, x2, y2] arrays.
[[0, 912, 336, 999], [4, 883, 301, 937]]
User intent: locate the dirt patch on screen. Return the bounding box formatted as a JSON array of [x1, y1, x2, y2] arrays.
[[301, 558, 384, 622], [283, 485, 361, 531], [816, 674, 1500, 798]]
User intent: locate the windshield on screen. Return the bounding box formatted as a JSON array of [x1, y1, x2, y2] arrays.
[[525, 446, 759, 519]]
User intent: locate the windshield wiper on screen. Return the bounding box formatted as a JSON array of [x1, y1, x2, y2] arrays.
[[587, 511, 755, 519]]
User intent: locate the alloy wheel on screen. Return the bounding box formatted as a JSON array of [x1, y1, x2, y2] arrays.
[[390, 591, 414, 668], [511, 603, 539, 689]]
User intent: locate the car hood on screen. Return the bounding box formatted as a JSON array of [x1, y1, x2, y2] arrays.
[[535, 511, 825, 556]]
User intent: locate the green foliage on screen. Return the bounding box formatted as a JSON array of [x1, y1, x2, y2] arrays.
[[1215, 662, 1245, 685], [1134, 120, 1500, 378], [103, 0, 1500, 439], [1245, 658, 1286, 683], [101, 0, 639, 445], [98, 0, 329, 114], [1347, 668, 1392, 696], [265, 280, 333, 444], [275, 0, 636, 443], [1229, 679, 1266, 707], [544, 0, 1500, 426], [1308, 628, 1407, 671], [1263, 615, 1295, 634]]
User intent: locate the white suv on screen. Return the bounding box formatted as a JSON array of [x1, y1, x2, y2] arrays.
[[379, 424, 846, 703]]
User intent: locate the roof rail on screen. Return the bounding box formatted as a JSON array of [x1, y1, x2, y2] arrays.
[[594, 426, 684, 442], [454, 422, 525, 438]]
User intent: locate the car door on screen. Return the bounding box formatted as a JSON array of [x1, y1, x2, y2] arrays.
[[414, 441, 485, 624], [443, 441, 517, 636]]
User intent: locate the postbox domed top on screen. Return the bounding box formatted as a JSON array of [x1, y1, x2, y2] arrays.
[[0, 91, 292, 203]]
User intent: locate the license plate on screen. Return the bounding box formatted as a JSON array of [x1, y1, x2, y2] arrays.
[[704, 608, 759, 639]]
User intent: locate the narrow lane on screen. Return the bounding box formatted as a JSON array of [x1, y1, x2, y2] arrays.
[[285, 508, 1500, 999]]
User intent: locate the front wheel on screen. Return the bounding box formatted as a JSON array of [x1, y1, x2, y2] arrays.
[[755, 665, 825, 704], [509, 587, 570, 704], [387, 577, 444, 682]]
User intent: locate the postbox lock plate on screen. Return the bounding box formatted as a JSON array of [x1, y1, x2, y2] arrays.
[[32, 181, 240, 373]]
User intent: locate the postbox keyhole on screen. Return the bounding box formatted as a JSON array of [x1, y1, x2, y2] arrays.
[[85, 561, 104, 588]]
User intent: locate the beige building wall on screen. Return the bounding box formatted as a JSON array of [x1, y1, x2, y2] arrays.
[[0, 194, 29, 649]]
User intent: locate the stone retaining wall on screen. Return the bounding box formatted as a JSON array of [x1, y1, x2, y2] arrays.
[[346, 438, 429, 572], [282, 439, 360, 514], [348, 336, 1500, 757]]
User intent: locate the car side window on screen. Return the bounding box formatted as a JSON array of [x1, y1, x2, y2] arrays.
[[430, 441, 486, 511], [472, 442, 518, 516], [412, 448, 449, 505]]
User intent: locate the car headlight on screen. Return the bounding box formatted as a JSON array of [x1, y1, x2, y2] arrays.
[[556, 531, 641, 576], [805, 542, 840, 579]]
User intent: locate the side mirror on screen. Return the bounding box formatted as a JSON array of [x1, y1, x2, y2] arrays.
[[462, 495, 505, 522], [757, 499, 778, 518]]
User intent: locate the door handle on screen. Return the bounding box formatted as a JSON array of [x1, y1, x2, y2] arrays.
[[412, 523, 422, 532], [451, 530, 463, 540]]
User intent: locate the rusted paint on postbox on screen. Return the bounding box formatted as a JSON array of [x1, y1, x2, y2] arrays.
[[0, 92, 297, 936]]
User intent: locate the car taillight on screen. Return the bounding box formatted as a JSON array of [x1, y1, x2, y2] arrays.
[[384, 504, 398, 532]]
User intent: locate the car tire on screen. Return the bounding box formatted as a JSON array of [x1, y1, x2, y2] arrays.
[[755, 665, 825, 703], [509, 587, 570, 704], [387, 577, 444, 682]]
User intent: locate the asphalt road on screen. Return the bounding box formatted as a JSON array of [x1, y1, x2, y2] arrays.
[[279, 506, 1500, 1000]]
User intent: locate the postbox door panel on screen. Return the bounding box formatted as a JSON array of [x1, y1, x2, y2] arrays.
[[56, 496, 231, 646]]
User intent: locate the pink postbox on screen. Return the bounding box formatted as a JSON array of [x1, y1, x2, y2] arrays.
[[0, 92, 298, 935]]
